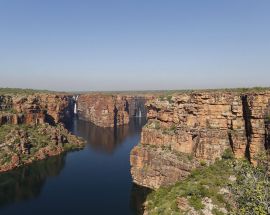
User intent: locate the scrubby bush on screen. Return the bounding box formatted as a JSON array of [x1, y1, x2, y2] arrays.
[[166, 95, 173, 103], [153, 120, 160, 129], [265, 114, 270, 122], [230, 154, 270, 215], [144, 147, 270, 215], [221, 148, 234, 160], [145, 160, 234, 214]]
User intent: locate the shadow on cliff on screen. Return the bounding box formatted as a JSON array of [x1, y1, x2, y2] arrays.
[[68, 117, 147, 154], [129, 183, 152, 215], [0, 154, 66, 208]]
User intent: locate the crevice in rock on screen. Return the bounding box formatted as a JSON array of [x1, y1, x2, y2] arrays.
[[241, 95, 252, 161], [228, 131, 235, 154], [264, 103, 270, 150], [125, 100, 129, 114], [45, 113, 56, 126], [265, 124, 270, 150], [192, 133, 199, 155], [114, 106, 118, 127]]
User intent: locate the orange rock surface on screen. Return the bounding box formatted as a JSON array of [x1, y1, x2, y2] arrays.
[[130, 91, 270, 189]]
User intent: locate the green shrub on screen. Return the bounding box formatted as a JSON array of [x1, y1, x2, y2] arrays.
[[187, 154, 194, 161], [221, 148, 234, 160], [265, 114, 270, 122], [162, 124, 177, 135], [170, 124, 176, 131], [166, 95, 173, 103], [212, 208, 225, 215], [154, 121, 160, 129], [189, 196, 204, 210], [231, 159, 270, 215], [159, 95, 165, 101], [200, 160, 207, 166], [0, 153, 12, 165], [145, 160, 234, 214]]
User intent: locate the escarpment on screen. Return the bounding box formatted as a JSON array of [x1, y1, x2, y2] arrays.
[[0, 94, 74, 126], [0, 93, 84, 173], [130, 91, 270, 189], [77, 94, 148, 127]]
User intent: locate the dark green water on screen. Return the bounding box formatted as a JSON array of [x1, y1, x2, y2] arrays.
[[0, 118, 150, 215]]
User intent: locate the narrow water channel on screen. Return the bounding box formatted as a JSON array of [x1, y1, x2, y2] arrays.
[[0, 117, 150, 215]]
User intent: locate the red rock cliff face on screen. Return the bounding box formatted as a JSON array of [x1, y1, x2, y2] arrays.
[[0, 94, 72, 126], [77, 94, 148, 127], [77, 94, 129, 127], [0, 93, 84, 173], [130, 91, 270, 189]]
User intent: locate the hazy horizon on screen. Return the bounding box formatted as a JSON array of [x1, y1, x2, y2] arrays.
[[1, 0, 270, 91]]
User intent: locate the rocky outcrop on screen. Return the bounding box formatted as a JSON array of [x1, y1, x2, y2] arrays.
[[0, 94, 74, 126], [130, 91, 270, 189], [131, 145, 200, 189], [0, 123, 84, 173], [77, 94, 147, 127], [0, 92, 83, 172]]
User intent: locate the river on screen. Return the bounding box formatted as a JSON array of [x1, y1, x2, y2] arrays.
[[0, 117, 150, 215]]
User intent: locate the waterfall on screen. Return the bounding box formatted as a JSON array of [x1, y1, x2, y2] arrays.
[[73, 95, 79, 115], [138, 108, 142, 118], [74, 103, 77, 114], [135, 108, 142, 118]]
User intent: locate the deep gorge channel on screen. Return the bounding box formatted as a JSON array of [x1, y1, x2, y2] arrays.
[[0, 117, 150, 215]]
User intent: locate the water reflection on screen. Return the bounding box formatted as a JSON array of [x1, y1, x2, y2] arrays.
[[70, 117, 147, 154], [0, 155, 66, 207], [0, 117, 148, 214]]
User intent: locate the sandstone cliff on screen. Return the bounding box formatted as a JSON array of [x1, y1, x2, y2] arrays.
[[0, 93, 74, 126], [0, 92, 84, 173], [77, 94, 147, 127], [130, 91, 270, 189]]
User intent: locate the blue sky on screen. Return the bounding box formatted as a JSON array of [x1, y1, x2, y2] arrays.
[[0, 0, 269, 91]]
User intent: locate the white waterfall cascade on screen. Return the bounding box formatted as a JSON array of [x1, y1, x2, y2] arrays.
[[136, 108, 142, 118], [74, 103, 77, 114], [138, 108, 142, 118], [74, 95, 79, 114]]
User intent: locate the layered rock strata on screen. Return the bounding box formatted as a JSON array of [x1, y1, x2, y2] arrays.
[[130, 91, 270, 189], [0, 92, 84, 172], [77, 94, 147, 127], [0, 94, 74, 126]]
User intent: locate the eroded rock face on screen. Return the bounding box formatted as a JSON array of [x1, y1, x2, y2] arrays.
[[77, 94, 147, 127], [0, 123, 84, 173], [130, 91, 270, 189], [0, 94, 73, 126], [0, 92, 83, 172], [130, 145, 200, 189]]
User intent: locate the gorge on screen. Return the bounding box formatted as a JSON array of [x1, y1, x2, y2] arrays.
[[0, 89, 150, 215], [0, 88, 270, 214]]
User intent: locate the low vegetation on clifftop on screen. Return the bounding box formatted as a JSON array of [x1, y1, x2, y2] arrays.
[[144, 151, 270, 215], [0, 123, 85, 172], [0, 88, 57, 95]]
